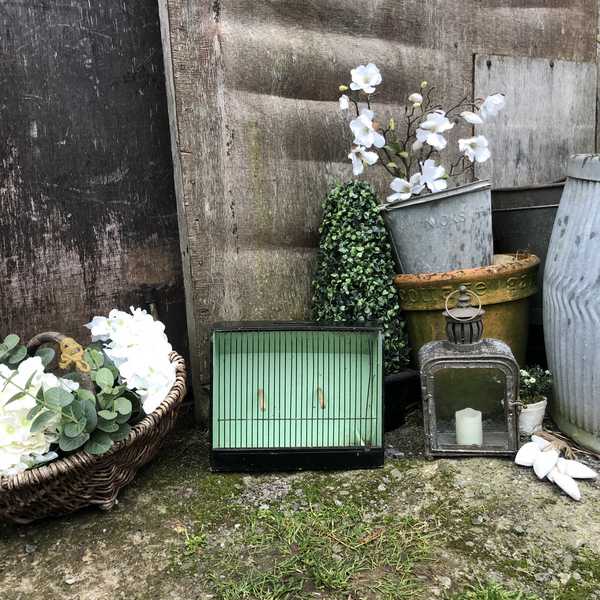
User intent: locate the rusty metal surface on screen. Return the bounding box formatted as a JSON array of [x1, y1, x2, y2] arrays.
[[394, 254, 539, 365]]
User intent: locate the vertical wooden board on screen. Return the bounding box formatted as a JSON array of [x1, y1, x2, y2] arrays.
[[474, 54, 597, 188], [0, 2, 186, 355], [159, 0, 598, 420]]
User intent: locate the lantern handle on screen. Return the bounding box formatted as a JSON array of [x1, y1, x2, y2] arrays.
[[444, 286, 482, 322]]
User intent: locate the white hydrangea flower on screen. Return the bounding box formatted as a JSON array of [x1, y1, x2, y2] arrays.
[[408, 92, 423, 104], [339, 94, 350, 111], [86, 307, 176, 415], [0, 358, 61, 477], [460, 110, 484, 125]]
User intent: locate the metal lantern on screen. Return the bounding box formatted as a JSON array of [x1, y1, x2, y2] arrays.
[[419, 286, 520, 457]]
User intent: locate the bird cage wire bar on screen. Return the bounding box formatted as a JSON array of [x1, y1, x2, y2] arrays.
[[212, 329, 382, 450]]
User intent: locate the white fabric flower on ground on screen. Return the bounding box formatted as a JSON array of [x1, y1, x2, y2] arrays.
[[350, 63, 382, 94], [459, 135, 491, 163], [350, 109, 385, 149], [415, 110, 454, 150], [339, 94, 350, 111], [387, 173, 424, 202], [479, 93, 505, 120], [460, 110, 484, 125], [420, 159, 448, 193], [348, 145, 378, 176]]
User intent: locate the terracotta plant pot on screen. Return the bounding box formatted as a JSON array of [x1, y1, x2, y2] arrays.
[[394, 253, 540, 366], [518, 397, 547, 435]]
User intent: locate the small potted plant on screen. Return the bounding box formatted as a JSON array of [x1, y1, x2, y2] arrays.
[[518, 366, 552, 435], [337, 63, 506, 274]]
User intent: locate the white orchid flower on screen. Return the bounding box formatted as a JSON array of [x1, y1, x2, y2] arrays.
[[408, 92, 423, 104], [415, 110, 454, 150], [348, 145, 379, 176], [460, 110, 483, 125], [412, 139, 423, 152], [479, 93, 505, 120], [420, 159, 448, 193], [458, 135, 491, 163], [339, 94, 350, 111], [350, 63, 382, 94], [387, 173, 424, 202], [350, 109, 385, 149]]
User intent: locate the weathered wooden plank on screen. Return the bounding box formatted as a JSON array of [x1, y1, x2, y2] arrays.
[[0, 2, 185, 355], [474, 54, 597, 187], [159, 0, 598, 420]]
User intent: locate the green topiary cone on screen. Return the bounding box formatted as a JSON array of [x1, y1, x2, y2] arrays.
[[311, 180, 409, 374]]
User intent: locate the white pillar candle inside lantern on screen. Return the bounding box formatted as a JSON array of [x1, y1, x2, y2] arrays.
[[455, 407, 483, 446]]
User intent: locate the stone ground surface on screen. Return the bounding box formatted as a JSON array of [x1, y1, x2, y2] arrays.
[[1, 406, 600, 600]]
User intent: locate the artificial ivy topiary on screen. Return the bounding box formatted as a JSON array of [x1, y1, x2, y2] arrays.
[[311, 180, 409, 374]]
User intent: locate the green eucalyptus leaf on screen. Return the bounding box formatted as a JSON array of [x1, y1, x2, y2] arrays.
[[84, 347, 104, 370], [27, 403, 44, 421], [34, 347, 55, 367], [84, 431, 113, 455], [109, 422, 131, 442], [114, 397, 132, 416], [44, 387, 74, 408], [95, 368, 114, 390], [30, 410, 56, 433], [3, 334, 20, 351], [97, 418, 119, 433], [7, 345, 27, 365], [98, 409, 117, 420], [64, 418, 86, 438], [82, 398, 98, 433], [76, 389, 96, 403], [59, 431, 90, 452]]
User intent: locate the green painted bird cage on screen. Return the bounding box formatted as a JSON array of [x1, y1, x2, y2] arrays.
[[210, 322, 384, 472]]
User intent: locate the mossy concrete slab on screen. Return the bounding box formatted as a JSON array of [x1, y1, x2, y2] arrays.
[[1, 407, 599, 599]]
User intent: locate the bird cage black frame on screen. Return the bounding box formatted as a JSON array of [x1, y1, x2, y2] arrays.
[[210, 322, 384, 472]]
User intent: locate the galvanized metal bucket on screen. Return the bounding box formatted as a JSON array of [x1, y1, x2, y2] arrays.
[[544, 154, 600, 453], [380, 180, 493, 274]]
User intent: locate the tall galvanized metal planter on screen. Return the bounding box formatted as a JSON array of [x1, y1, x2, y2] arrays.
[[380, 181, 493, 274], [544, 155, 600, 453]]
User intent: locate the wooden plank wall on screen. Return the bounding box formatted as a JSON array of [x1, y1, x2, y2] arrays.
[[475, 55, 597, 187], [0, 2, 187, 357], [159, 0, 597, 419]]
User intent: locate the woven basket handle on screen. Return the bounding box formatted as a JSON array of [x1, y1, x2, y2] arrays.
[[27, 331, 94, 391]]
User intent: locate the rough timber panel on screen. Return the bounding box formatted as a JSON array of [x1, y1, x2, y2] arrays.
[[0, 2, 186, 356], [159, 0, 597, 419]]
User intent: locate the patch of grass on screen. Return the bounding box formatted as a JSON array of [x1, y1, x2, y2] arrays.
[[551, 548, 600, 600], [195, 471, 436, 599], [450, 581, 541, 600]]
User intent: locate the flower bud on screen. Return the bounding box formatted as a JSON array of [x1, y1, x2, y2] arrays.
[[420, 80, 428, 88], [386, 162, 398, 170], [388, 118, 395, 131], [398, 151, 409, 159], [339, 84, 349, 92], [412, 102, 422, 108]]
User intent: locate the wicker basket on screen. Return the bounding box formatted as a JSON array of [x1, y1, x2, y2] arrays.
[[0, 352, 186, 524]]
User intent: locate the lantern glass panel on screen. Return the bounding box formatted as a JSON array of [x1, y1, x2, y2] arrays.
[[432, 366, 510, 450]]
